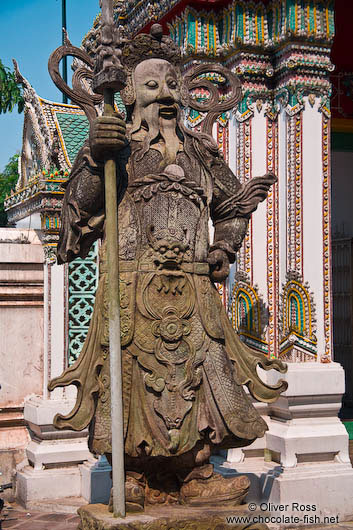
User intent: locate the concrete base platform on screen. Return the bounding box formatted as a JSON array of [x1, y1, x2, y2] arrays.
[[265, 461, 353, 521], [77, 503, 258, 530], [16, 466, 83, 507], [217, 455, 353, 522]]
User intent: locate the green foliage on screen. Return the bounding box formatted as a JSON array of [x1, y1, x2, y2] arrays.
[[0, 154, 19, 226], [0, 60, 24, 114]]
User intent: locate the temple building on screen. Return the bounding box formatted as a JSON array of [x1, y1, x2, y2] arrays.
[[2, 0, 353, 519]]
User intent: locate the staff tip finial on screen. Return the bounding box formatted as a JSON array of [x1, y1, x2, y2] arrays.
[[62, 28, 72, 46]]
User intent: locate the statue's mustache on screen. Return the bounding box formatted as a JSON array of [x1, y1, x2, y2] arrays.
[[130, 102, 181, 163], [158, 103, 178, 119], [131, 102, 179, 134], [142, 100, 179, 115]]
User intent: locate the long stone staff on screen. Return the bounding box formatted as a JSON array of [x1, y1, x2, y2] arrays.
[[47, 0, 127, 517], [92, 0, 127, 518]]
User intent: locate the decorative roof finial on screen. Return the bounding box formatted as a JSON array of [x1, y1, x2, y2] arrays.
[[150, 23, 163, 41]]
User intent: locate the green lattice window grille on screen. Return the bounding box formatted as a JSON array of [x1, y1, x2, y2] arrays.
[[68, 243, 98, 365]]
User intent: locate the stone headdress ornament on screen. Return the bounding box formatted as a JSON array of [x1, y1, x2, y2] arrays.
[[121, 24, 181, 70], [48, 19, 242, 135], [119, 24, 183, 106], [118, 24, 243, 134]]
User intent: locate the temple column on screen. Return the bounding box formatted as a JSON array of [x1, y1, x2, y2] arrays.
[[222, 91, 353, 522], [259, 97, 353, 519], [16, 251, 93, 510]]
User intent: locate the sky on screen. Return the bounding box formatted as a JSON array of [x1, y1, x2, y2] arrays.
[[0, 0, 101, 172]]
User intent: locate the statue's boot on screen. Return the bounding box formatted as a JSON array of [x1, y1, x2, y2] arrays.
[[109, 472, 145, 513], [179, 464, 250, 506], [145, 470, 180, 506]]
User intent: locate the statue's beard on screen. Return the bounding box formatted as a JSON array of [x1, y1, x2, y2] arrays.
[[130, 103, 181, 165]]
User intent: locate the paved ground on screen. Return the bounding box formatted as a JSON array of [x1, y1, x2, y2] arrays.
[[0, 505, 80, 529]]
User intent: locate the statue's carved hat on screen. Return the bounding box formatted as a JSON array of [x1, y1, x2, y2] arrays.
[[119, 24, 182, 106], [121, 24, 181, 70]]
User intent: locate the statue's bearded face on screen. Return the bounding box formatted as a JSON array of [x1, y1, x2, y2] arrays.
[[133, 58, 181, 119], [130, 58, 182, 164]]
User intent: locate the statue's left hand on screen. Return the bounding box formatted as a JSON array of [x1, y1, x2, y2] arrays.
[[207, 249, 230, 283]]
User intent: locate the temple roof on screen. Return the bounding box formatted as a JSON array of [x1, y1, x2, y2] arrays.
[[55, 110, 89, 166]]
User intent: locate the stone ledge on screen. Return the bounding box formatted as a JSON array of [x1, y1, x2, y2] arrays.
[[265, 362, 345, 398], [22, 496, 88, 515], [77, 503, 263, 530], [24, 397, 78, 426], [26, 438, 91, 469]]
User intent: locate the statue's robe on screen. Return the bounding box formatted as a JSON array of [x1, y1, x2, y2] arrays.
[[49, 132, 286, 465]]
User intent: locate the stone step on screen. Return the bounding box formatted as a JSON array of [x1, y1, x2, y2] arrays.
[[23, 496, 88, 514]]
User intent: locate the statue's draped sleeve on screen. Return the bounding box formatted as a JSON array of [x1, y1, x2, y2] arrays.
[[208, 151, 276, 263], [205, 148, 288, 402], [57, 140, 129, 264]]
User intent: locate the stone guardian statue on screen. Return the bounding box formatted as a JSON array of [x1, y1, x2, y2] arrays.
[[48, 24, 287, 512]]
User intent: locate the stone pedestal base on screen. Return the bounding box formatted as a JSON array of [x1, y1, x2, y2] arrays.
[[23, 396, 91, 469], [264, 361, 353, 521], [221, 362, 353, 522], [263, 460, 353, 520], [16, 396, 92, 508], [77, 503, 254, 530], [16, 466, 83, 507], [266, 362, 350, 467]]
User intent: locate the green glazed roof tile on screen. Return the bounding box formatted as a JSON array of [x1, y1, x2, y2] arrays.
[[56, 112, 90, 165]]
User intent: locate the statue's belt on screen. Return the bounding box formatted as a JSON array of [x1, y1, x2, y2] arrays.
[[99, 260, 210, 275]]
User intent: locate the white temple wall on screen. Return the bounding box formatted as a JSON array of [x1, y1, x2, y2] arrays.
[[49, 264, 65, 383], [251, 109, 268, 307], [0, 230, 44, 403], [17, 257, 91, 507], [15, 212, 41, 230], [44, 263, 67, 400], [3, 221, 90, 505], [224, 94, 334, 362], [302, 97, 325, 357], [0, 229, 44, 498], [278, 108, 288, 296]]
